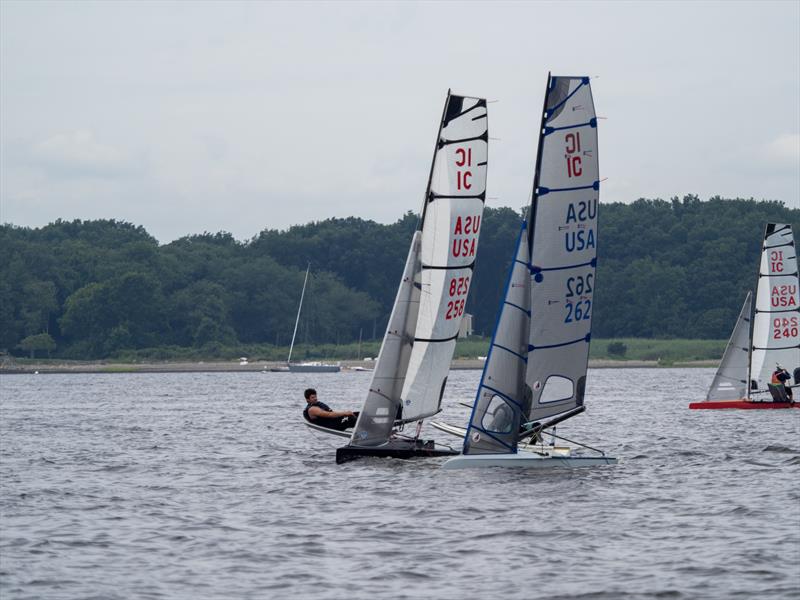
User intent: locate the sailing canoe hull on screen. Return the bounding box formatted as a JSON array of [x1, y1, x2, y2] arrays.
[[689, 400, 799, 410], [442, 452, 617, 470], [287, 364, 341, 373], [431, 421, 572, 455], [336, 440, 458, 464]]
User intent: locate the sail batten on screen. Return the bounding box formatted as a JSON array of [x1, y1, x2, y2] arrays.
[[461, 74, 599, 455], [526, 74, 599, 424], [750, 223, 800, 392], [349, 92, 488, 446]]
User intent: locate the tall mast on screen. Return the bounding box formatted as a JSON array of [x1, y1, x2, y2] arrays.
[[419, 89, 452, 228], [288, 263, 311, 365], [747, 225, 770, 400], [527, 72, 552, 251]]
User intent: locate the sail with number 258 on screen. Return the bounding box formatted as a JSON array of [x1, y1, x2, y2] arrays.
[[336, 91, 489, 463]]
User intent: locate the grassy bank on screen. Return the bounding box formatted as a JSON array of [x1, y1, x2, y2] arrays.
[[3, 337, 727, 367], [96, 337, 731, 364], [455, 337, 726, 364]]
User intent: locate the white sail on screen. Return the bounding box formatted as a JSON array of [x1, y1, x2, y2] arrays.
[[399, 95, 489, 423], [705, 291, 752, 401], [349, 92, 488, 446], [750, 223, 800, 390], [462, 222, 531, 454], [526, 75, 599, 423], [349, 233, 421, 445]]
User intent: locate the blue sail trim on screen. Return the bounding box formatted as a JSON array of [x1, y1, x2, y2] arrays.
[[481, 384, 525, 411], [463, 220, 527, 454], [504, 300, 531, 316], [529, 334, 591, 351], [544, 78, 587, 122], [543, 118, 597, 136], [530, 257, 596, 275], [491, 343, 528, 362], [538, 181, 599, 196], [465, 425, 516, 452]]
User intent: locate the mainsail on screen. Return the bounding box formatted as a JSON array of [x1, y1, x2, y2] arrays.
[[705, 292, 752, 401], [525, 75, 599, 423], [349, 92, 488, 447], [463, 74, 599, 455], [750, 223, 800, 390]]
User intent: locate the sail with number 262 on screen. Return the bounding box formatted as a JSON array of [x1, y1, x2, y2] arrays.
[[335, 91, 489, 463], [442, 74, 617, 469]]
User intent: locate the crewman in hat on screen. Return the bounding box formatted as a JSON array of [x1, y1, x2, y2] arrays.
[[771, 364, 793, 401]]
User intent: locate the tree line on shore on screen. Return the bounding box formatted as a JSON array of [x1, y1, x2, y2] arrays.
[[1, 195, 797, 359]]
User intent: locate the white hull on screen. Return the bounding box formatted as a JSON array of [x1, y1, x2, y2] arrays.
[[431, 420, 572, 455], [442, 451, 617, 470], [303, 420, 352, 438], [288, 363, 341, 373]]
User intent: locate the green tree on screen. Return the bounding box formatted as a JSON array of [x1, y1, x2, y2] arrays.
[[17, 333, 56, 358]]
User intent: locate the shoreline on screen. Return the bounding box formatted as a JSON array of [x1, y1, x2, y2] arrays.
[[0, 358, 718, 375]]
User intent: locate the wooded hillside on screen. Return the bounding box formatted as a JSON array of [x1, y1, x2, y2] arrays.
[[1, 196, 797, 359]]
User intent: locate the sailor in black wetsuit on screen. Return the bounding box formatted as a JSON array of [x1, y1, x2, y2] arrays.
[[303, 388, 358, 431]]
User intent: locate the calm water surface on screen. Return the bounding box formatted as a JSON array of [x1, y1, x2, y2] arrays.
[[1, 368, 798, 599]]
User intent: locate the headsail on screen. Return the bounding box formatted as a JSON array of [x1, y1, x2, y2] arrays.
[[349, 92, 488, 447], [705, 291, 752, 401], [348, 232, 421, 445], [750, 224, 800, 390], [526, 75, 599, 423], [462, 222, 531, 454]]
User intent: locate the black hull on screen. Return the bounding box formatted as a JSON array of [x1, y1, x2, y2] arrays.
[[336, 439, 458, 464]]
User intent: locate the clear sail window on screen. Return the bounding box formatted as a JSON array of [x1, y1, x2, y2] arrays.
[[540, 376, 574, 403], [481, 395, 514, 433]]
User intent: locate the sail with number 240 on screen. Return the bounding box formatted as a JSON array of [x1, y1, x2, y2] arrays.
[[349, 92, 488, 447], [750, 224, 800, 390]]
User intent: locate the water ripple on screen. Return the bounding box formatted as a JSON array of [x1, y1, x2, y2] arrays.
[[0, 369, 798, 599]]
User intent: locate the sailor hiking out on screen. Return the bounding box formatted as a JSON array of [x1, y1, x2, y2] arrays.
[[302, 388, 358, 431]]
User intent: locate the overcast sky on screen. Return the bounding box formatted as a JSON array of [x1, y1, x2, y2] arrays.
[[1, 1, 798, 243]]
